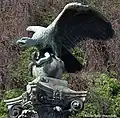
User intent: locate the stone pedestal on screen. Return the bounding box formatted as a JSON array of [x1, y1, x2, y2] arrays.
[[4, 76, 87, 118]]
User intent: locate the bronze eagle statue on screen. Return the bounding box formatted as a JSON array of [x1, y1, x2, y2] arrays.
[[16, 3, 114, 72]]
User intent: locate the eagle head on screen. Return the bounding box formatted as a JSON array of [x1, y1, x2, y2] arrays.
[[16, 37, 37, 47]]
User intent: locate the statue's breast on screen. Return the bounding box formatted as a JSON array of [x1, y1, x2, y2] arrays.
[[32, 65, 47, 78], [43, 58, 64, 79]]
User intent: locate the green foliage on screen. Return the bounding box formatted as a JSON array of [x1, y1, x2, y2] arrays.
[[63, 72, 70, 81], [9, 47, 37, 88], [70, 73, 120, 117], [4, 89, 24, 99], [0, 89, 24, 118], [0, 100, 7, 118], [72, 47, 86, 65]]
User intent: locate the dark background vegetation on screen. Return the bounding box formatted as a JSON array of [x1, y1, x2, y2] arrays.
[[0, 0, 120, 117]]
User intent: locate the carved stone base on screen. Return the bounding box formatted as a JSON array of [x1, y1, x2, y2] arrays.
[[4, 77, 87, 118]]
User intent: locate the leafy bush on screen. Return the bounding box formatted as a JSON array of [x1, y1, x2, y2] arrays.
[[9, 47, 37, 88], [0, 89, 24, 118], [72, 47, 86, 65], [70, 73, 120, 117]]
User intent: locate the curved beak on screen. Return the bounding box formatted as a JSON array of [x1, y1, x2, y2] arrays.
[[16, 39, 26, 45], [16, 37, 29, 47]]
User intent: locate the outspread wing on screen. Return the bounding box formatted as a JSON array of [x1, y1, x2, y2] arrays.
[[51, 3, 114, 50]]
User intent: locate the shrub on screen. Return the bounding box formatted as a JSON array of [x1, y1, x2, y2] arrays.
[[70, 73, 120, 117], [0, 89, 24, 118], [9, 47, 37, 88]]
